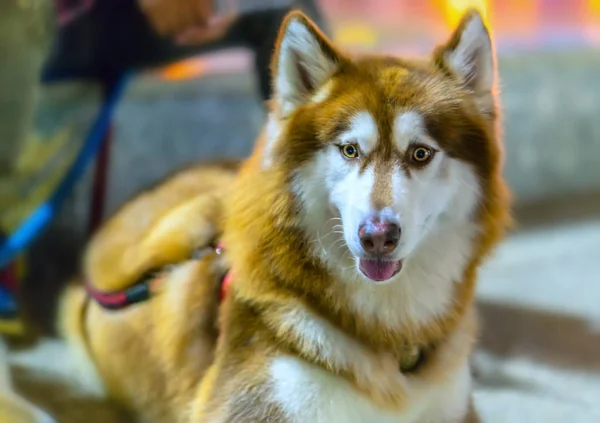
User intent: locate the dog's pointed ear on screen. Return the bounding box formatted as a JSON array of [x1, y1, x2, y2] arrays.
[[272, 11, 343, 116], [434, 9, 496, 115]]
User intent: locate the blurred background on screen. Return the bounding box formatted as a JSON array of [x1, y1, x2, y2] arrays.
[[1, 0, 599, 421]]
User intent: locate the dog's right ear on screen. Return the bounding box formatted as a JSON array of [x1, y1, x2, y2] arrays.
[[271, 11, 343, 116], [433, 9, 496, 117]]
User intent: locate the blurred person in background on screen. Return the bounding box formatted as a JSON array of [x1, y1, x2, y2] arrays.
[[0, 0, 325, 334]]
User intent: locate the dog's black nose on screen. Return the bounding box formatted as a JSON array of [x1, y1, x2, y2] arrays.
[[358, 219, 401, 255]]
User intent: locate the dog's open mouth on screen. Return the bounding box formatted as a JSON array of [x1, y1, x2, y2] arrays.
[[359, 259, 403, 282]]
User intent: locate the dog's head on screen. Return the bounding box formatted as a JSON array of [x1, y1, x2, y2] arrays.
[[264, 10, 505, 284]]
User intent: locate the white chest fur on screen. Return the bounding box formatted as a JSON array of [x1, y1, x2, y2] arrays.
[[269, 356, 471, 423]]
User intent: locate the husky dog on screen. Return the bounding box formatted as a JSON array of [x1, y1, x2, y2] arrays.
[[60, 9, 509, 423], [204, 8, 509, 422]]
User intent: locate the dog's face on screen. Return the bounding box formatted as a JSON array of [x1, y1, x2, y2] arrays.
[[266, 10, 500, 283]]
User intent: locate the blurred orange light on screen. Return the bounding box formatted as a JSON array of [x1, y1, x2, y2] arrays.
[[334, 22, 379, 48], [589, 0, 600, 16], [161, 59, 207, 81], [439, 0, 490, 29], [586, 0, 600, 43]]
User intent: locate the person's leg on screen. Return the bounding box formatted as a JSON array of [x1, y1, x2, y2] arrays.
[[234, 7, 292, 102], [0, 0, 54, 179], [215, 2, 329, 102]]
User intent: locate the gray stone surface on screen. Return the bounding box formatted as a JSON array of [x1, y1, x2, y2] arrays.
[[105, 72, 264, 213], [500, 49, 600, 202]]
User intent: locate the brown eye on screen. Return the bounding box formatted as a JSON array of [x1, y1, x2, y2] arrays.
[[412, 146, 432, 163], [341, 144, 359, 159]]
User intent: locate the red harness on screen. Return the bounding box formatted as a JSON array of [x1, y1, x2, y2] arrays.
[[86, 243, 231, 310]]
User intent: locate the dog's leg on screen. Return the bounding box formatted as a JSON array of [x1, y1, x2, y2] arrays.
[[130, 194, 222, 275]]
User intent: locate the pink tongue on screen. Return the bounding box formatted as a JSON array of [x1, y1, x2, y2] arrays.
[[360, 259, 401, 281]]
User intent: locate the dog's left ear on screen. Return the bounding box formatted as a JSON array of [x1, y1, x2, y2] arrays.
[[434, 9, 496, 116], [272, 11, 343, 116]]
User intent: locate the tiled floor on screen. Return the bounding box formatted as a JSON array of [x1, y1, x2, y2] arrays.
[[475, 216, 600, 421]]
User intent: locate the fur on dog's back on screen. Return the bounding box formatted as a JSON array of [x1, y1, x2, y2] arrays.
[[58, 162, 237, 422], [85, 161, 239, 292]]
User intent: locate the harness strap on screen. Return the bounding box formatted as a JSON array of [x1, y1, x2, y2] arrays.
[[85, 277, 157, 310], [85, 243, 230, 311]]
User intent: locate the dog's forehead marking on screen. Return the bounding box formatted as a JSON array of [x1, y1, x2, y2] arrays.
[[339, 111, 378, 153], [393, 111, 442, 152], [370, 161, 394, 210], [393, 111, 425, 151]]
